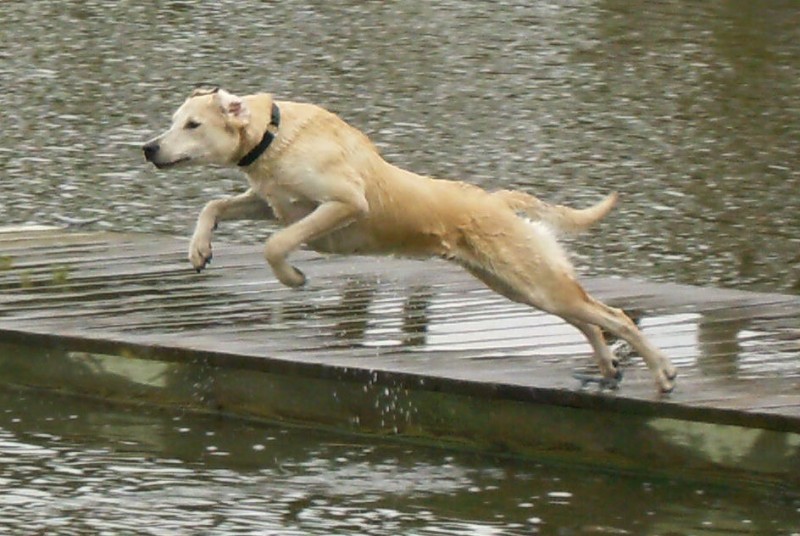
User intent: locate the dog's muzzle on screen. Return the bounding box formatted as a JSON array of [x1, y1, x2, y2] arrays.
[[142, 141, 187, 169]]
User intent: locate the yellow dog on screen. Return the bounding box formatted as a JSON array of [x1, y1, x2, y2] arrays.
[[143, 88, 677, 393]]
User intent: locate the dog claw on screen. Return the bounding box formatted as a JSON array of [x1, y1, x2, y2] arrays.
[[189, 247, 213, 273], [192, 255, 211, 273]]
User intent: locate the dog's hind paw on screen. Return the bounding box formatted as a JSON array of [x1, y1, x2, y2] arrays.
[[657, 369, 677, 395]]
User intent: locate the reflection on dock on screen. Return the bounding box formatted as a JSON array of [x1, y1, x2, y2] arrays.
[[1, 226, 799, 482]]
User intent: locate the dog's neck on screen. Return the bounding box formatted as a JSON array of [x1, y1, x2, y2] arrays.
[[237, 102, 281, 167]]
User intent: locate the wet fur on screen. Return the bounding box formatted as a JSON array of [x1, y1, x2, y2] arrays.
[[143, 89, 677, 392]]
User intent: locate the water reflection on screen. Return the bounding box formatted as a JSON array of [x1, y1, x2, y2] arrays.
[[696, 305, 800, 379], [285, 278, 800, 382]]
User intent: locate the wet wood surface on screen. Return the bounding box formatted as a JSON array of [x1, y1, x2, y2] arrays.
[[1, 227, 799, 432]]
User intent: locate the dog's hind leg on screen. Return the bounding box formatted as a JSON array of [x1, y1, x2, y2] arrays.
[[566, 318, 623, 384], [461, 261, 675, 393], [558, 295, 678, 393], [461, 263, 620, 383]]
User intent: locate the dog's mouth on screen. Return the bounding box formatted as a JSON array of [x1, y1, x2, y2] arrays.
[[153, 157, 190, 169]]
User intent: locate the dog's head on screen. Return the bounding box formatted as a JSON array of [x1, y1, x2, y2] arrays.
[[142, 88, 252, 169]]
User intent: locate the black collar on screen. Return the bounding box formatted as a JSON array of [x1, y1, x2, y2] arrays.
[[237, 102, 281, 167]]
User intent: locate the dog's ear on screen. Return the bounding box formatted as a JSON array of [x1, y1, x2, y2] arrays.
[[190, 86, 219, 98], [213, 89, 250, 127]]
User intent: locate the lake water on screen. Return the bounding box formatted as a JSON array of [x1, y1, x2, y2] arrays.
[[0, 0, 798, 294], [1, 0, 800, 533], [1, 387, 799, 535]]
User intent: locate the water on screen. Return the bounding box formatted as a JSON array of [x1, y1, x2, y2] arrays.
[[0, 387, 798, 535], [2, 1, 800, 533], [0, 0, 798, 294]]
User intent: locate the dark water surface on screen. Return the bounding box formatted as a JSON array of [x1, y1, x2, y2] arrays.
[[1, 0, 798, 293], [1, 387, 798, 535]]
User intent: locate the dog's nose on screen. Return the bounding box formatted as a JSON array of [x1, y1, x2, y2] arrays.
[[142, 141, 160, 162]]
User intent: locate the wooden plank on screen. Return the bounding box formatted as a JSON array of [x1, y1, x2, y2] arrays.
[[1, 226, 799, 437]]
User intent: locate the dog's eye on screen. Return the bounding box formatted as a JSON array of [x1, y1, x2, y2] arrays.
[[184, 120, 201, 130]]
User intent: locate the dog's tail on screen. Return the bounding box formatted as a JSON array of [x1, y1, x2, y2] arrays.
[[492, 190, 618, 235]]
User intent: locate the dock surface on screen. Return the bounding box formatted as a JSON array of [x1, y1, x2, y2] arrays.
[[1, 227, 799, 480]]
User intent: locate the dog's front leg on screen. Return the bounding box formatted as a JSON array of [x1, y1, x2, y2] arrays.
[[189, 189, 275, 272], [264, 200, 365, 287]]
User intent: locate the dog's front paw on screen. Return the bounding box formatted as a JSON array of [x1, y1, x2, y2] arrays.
[[273, 264, 307, 288], [188, 236, 213, 272]]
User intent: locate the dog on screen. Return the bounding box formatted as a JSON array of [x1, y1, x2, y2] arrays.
[[142, 88, 677, 393]]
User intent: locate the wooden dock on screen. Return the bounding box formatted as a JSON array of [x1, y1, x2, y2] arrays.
[[1, 226, 799, 482]]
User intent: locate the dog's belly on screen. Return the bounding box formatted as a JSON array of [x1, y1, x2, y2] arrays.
[[307, 224, 378, 255], [308, 222, 448, 260]]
